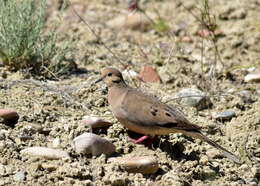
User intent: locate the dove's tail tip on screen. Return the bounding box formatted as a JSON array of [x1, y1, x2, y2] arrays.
[[183, 130, 242, 164], [222, 151, 242, 164]]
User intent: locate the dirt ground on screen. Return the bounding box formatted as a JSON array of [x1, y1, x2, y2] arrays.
[[0, 0, 259, 185]]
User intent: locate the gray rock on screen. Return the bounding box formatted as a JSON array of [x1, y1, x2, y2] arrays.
[[73, 133, 116, 156], [201, 166, 217, 179], [14, 171, 25, 181], [176, 88, 212, 110], [245, 178, 258, 186], [238, 90, 253, 104], [213, 110, 236, 121], [236, 179, 246, 185], [158, 67, 173, 83]]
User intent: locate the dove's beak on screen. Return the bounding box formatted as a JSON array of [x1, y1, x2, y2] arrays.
[[95, 77, 103, 84]]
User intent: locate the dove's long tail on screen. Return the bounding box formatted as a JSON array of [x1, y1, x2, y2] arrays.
[[182, 130, 241, 164]]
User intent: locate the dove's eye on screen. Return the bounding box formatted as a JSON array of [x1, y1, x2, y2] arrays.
[[107, 72, 112, 77]]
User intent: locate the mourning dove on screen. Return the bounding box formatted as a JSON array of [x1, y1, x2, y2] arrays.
[[96, 67, 241, 164]]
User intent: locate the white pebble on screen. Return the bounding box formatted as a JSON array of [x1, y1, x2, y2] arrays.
[[52, 138, 61, 148], [21, 147, 70, 160]]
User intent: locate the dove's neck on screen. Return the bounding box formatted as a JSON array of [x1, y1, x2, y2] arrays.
[[108, 84, 129, 109]]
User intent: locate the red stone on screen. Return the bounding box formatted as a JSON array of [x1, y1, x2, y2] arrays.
[[138, 66, 161, 83], [197, 29, 211, 38]]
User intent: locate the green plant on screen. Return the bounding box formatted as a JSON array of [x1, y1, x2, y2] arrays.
[[152, 18, 170, 33], [0, 0, 76, 79]]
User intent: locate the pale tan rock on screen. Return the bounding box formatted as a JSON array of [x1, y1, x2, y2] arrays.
[[21, 147, 70, 160], [109, 156, 158, 174], [41, 163, 58, 171], [107, 11, 155, 31], [72, 133, 115, 156], [81, 116, 112, 128]]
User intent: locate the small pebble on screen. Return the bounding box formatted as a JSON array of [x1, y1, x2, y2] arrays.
[[158, 67, 173, 83], [199, 155, 209, 165], [0, 109, 19, 126], [206, 149, 221, 159], [181, 36, 193, 43], [239, 164, 249, 171], [244, 72, 260, 82], [14, 171, 25, 181], [52, 138, 61, 148], [201, 166, 217, 178], [238, 90, 253, 103], [256, 86, 260, 95], [213, 110, 236, 120], [197, 29, 211, 38], [23, 123, 43, 132], [0, 164, 6, 176], [81, 116, 112, 128], [236, 179, 246, 185], [41, 163, 58, 171], [72, 133, 115, 156], [21, 147, 70, 160], [0, 141, 5, 152], [108, 156, 158, 174]]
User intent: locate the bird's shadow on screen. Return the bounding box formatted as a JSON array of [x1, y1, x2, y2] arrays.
[[127, 131, 200, 162]]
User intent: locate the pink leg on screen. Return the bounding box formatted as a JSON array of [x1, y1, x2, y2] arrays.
[[128, 135, 158, 146], [129, 135, 149, 144], [144, 136, 158, 146]]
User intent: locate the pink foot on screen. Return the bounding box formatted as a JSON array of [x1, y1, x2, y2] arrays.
[[144, 136, 158, 146], [128, 135, 158, 146], [129, 135, 149, 144]]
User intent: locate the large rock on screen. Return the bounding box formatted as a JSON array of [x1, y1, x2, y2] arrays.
[[138, 66, 162, 83], [109, 156, 158, 174], [176, 88, 212, 110], [72, 133, 115, 156]]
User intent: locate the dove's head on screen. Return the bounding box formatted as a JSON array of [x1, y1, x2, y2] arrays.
[[96, 67, 126, 87]]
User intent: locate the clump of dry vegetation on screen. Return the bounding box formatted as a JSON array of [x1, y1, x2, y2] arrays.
[[0, 0, 76, 79]]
